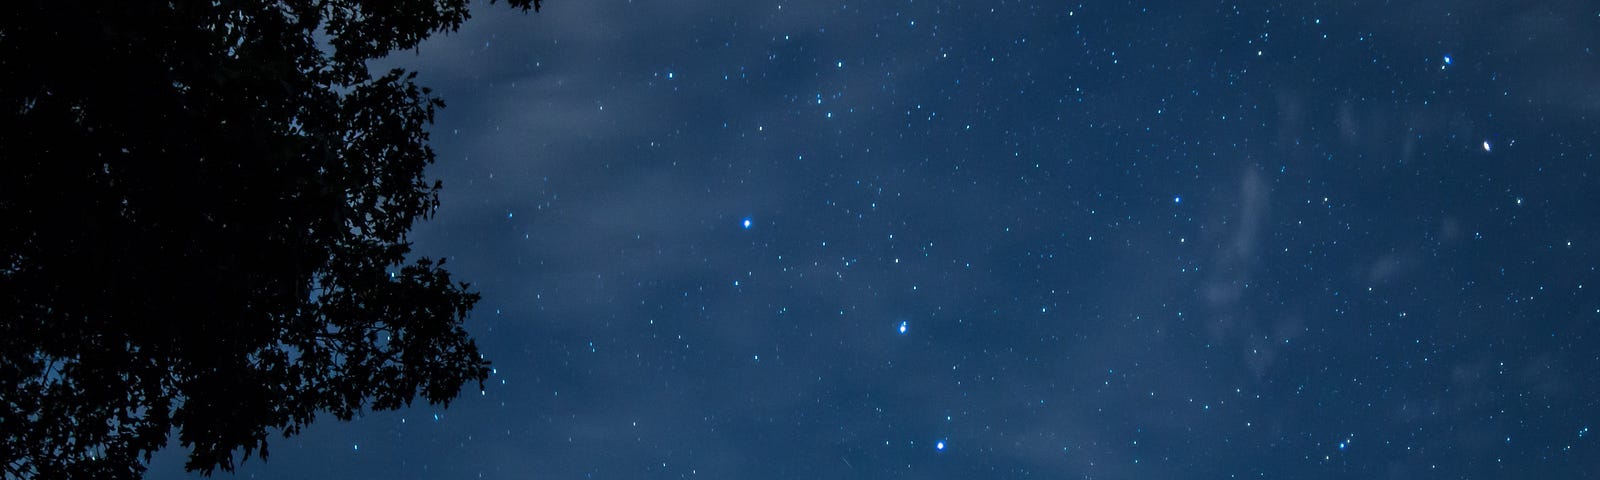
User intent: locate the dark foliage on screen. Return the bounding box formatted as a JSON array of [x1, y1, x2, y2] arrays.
[[0, 0, 539, 477]]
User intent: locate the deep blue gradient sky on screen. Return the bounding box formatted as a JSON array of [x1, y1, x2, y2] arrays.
[[151, 0, 1600, 478]]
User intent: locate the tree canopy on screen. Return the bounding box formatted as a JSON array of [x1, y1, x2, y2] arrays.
[[1, 1, 539, 477]]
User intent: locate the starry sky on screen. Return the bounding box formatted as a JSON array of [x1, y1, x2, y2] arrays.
[[150, 0, 1600, 478]]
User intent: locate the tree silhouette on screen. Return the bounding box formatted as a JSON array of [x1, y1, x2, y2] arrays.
[[1, 1, 540, 477]]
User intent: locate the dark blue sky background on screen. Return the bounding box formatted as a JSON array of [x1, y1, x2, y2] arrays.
[[152, 0, 1600, 478]]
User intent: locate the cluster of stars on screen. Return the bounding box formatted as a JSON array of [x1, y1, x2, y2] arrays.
[[264, 1, 1599, 479]]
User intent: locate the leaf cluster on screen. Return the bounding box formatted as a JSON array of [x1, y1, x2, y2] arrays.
[[0, 1, 538, 477]]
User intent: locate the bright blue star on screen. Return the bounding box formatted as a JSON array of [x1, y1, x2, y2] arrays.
[[741, 217, 753, 229], [1173, 195, 1182, 204], [897, 321, 908, 334], [936, 440, 946, 451]]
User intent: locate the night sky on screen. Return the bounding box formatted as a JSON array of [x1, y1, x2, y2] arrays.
[[149, 0, 1600, 478]]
